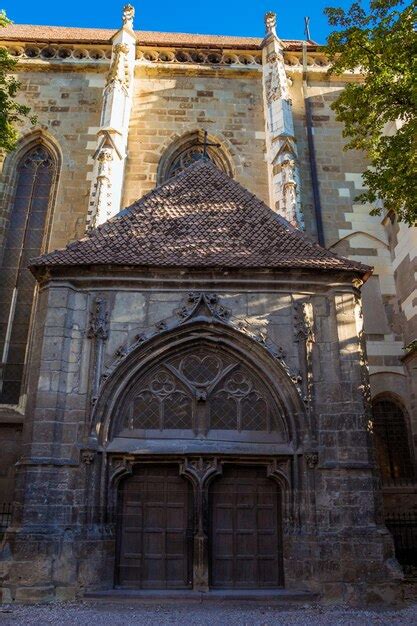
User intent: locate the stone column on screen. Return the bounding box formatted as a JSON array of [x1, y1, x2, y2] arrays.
[[87, 4, 136, 228], [261, 13, 304, 228]]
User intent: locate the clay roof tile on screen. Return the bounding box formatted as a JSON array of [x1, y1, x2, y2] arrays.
[[0, 23, 318, 50], [30, 160, 370, 278]]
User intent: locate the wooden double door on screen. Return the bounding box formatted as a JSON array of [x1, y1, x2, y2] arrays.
[[116, 464, 282, 590]]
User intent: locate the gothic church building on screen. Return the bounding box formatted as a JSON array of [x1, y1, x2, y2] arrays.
[[0, 5, 415, 603]]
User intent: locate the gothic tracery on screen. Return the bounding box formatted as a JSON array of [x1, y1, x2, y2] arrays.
[[116, 348, 286, 438]]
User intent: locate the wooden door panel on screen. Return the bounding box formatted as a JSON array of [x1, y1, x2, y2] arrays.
[[117, 465, 192, 589], [210, 465, 282, 589]]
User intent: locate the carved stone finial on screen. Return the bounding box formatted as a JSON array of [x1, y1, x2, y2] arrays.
[[122, 4, 135, 29], [265, 11, 277, 36]]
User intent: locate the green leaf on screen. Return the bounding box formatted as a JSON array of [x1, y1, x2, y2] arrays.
[[323, 0, 417, 223], [0, 11, 37, 152]]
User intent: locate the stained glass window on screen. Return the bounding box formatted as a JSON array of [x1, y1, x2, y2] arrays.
[[0, 145, 56, 404]]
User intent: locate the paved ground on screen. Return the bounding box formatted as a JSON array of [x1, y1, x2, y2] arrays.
[[1, 601, 417, 626]]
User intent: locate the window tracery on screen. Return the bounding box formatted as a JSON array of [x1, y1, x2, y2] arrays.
[[157, 132, 233, 184], [0, 144, 56, 404], [166, 146, 224, 180], [116, 348, 285, 439]]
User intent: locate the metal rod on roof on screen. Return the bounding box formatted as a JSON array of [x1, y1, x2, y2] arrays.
[[304, 16, 311, 41]]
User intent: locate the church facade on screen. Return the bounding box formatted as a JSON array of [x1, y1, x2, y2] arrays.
[[0, 5, 415, 603]]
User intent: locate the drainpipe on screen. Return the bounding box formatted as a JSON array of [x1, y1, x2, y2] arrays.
[[302, 42, 325, 247]]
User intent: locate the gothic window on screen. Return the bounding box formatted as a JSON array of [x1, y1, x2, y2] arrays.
[[166, 145, 223, 180], [372, 398, 415, 484], [0, 145, 57, 404], [116, 347, 286, 441], [157, 132, 233, 184]]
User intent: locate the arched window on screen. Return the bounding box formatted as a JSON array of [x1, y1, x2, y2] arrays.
[[157, 131, 233, 184], [113, 346, 287, 443], [372, 398, 415, 484], [0, 145, 57, 404]]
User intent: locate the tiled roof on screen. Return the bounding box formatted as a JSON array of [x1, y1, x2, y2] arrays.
[[30, 160, 370, 277], [0, 24, 318, 50]]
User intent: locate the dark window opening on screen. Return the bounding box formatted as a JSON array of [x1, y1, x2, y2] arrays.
[[372, 398, 415, 484]]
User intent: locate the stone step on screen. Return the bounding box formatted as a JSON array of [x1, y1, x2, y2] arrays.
[[84, 588, 319, 604]]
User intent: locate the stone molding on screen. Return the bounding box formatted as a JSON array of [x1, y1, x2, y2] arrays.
[[3, 43, 331, 72]]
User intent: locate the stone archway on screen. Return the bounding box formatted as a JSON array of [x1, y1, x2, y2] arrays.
[[93, 316, 305, 591]]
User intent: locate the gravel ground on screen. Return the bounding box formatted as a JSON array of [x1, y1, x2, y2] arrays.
[[1, 601, 417, 626]]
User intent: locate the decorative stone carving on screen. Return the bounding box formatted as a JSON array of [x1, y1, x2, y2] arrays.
[[261, 13, 304, 229], [293, 301, 313, 342], [97, 146, 113, 168], [179, 457, 223, 592], [87, 297, 109, 413], [266, 62, 282, 104], [109, 456, 134, 486], [81, 450, 95, 464], [180, 457, 222, 486], [106, 43, 130, 89], [137, 47, 262, 67], [87, 297, 109, 341], [265, 11, 277, 35], [4, 41, 328, 70], [122, 4, 135, 29], [98, 292, 303, 403], [117, 348, 285, 437], [305, 453, 319, 469], [86, 3, 136, 231], [91, 148, 114, 227], [175, 292, 231, 323]]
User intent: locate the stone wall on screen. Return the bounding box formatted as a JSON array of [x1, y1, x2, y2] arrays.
[[291, 77, 416, 462], [0, 69, 103, 253], [122, 66, 269, 206]]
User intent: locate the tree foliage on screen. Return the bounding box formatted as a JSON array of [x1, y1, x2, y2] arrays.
[[324, 0, 417, 224], [0, 11, 35, 153]]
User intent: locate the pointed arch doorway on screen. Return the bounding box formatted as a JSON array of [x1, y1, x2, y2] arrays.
[[107, 329, 298, 591]]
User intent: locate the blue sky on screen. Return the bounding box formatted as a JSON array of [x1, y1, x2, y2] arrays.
[[3, 0, 355, 44]]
